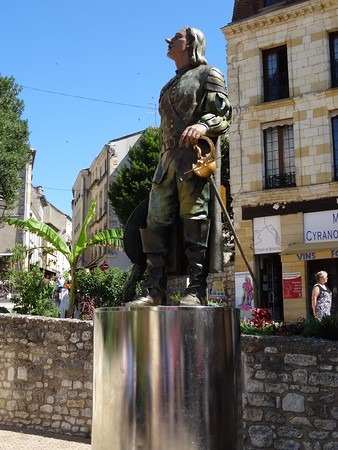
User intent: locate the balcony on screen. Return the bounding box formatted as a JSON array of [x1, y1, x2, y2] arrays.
[[265, 172, 296, 189]]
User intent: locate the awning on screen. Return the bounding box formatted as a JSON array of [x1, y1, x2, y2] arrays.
[[282, 241, 338, 254]]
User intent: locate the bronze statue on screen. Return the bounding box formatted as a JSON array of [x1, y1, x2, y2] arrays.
[[127, 26, 232, 307]]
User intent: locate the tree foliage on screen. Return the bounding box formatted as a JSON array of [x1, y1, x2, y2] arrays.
[[0, 75, 31, 211], [108, 127, 160, 225]]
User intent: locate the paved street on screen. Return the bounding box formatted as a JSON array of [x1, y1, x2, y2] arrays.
[[0, 292, 14, 313], [0, 427, 91, 449]]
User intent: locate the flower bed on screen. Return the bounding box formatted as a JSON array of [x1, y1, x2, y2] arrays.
[[240, 307, 338, 340]]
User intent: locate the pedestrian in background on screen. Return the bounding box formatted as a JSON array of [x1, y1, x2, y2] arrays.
[[311, 271, 332, 319]]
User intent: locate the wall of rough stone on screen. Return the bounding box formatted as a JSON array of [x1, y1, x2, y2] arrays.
[[242, 335, 338, 449], [1, 313, 337, 449], [0, 314, 93, 436]]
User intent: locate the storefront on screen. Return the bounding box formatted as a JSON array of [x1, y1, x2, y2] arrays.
[[281, 209, 338, 321], [240, 209, 338, 323], [282, 241, 338, 321]]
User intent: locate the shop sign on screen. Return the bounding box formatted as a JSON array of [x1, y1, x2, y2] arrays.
[[283, 247, 338, 261], [283, 272, 302, 298], [304, 210, 338, 243], [253, 216, 281, 254]]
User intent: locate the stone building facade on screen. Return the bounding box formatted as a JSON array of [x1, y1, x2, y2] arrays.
[[0, 148, 71, 278], [224, 0, 338, 322], [72, 131, 143, 270]]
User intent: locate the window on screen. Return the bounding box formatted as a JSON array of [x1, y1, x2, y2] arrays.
[[264, 125, 295, 189], [332, 116, 338, 180], [258, 0, 284, 7], [263, 46, 289, 102], [264, 0, 283, 5], [329, 32, 338, 88]]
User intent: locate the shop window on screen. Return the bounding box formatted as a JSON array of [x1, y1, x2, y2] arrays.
[[329, 32, 338, 88], [333, 116, 338, 180], [264, 125, 295, 189], [263, 46, 289, 102]]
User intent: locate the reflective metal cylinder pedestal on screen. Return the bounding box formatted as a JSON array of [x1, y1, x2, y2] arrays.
[[92, 306, 241, 450]]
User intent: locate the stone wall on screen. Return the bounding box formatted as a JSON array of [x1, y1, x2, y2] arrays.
[[242, 335, 338, 449], [0, 313, 337, 448], [0, 314, 93, 436]]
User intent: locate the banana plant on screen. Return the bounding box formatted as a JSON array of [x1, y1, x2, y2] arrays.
[[0, 201, 124, 315]]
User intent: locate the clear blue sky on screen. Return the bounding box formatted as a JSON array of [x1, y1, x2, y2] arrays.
[[2, 0, 234, 216]]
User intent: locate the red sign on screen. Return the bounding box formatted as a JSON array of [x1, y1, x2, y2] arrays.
[[101, 262, 109, 270], [283, 272, 302, 299]]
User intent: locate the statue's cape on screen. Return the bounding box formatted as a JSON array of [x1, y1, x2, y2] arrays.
[[123, 198, 148, 267]]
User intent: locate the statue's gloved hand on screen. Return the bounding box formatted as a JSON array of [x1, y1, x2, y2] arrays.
[[179, 124, 207, 148]]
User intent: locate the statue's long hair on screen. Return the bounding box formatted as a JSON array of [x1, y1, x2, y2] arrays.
[[185, 27, 208, 66]]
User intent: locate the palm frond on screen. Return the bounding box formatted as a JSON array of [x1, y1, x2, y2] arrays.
[[88, 228, 124, 250], [1, 217, 71, 257]]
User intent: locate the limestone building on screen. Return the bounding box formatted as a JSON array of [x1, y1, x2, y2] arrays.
[[72, 130, 144, 270], [0, 149, 71, 278], [0, 156, 72, 280], [224, 0, 338, 321]]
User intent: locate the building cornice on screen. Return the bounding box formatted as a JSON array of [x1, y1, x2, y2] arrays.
[[223, 0, 336, 38]]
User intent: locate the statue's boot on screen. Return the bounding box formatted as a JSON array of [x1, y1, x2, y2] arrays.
[[180, 219, 210, 306], [125, 227, 169, 307]]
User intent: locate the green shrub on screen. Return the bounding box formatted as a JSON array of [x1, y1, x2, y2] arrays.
[[319, 314, 338, 340], [76, 267, 143, 309], [8, 264, 59, 317], [299, 316, 320, 338], [302, 315, 338, 340]]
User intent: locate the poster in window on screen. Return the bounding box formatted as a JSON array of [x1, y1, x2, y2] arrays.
[[235, 272, 254, 310], [283, 272, 302, 298]]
